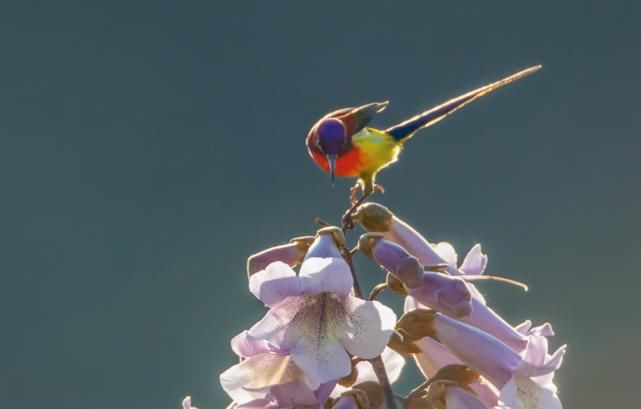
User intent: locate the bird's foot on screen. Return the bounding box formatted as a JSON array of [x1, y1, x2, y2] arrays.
[[341, 210, 356, 231], [349, 183, 363, 206], [374, 183, 385, 194], [342, 192, 373, 231]]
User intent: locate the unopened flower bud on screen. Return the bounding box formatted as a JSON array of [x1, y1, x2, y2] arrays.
[[359, 233, 422, 289], [386, 274, 407, 296], [353, 202, 393, 232], [306, 226, 345, 259], [408, 273, 472, 318], [246, 236, 314, 277], [432, 313, 522, 388], [355, 203, 457, 274], [356, 232, 382, 258], [396, 309, 438, 340]]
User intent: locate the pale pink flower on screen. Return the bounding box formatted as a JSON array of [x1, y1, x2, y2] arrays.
[[360, 234, 472, 317], [405, 295, 564, 409], [247, 232, 397, 384], [355, 204, 530, 351], [220, 331, 333, 408], [426, 312, 565, 408], [182, 396, 198, 409]]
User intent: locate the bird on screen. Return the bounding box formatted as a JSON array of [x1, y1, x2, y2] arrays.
[[306, 65, 542, 206]]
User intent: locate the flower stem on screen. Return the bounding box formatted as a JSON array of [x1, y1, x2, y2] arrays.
[[368, 283, 388, 300], [341, 247, 364, 299], [341, 247, 396, 409], [369, 356, 398, 409]]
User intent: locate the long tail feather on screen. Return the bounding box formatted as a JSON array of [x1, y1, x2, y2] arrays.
[[386, 65, 542, 141]]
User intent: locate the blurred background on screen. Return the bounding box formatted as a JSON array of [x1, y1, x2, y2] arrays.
[[1, 1, 639, 408]]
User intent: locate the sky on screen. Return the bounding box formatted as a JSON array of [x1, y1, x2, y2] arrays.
[[1, 1, 640, 408]]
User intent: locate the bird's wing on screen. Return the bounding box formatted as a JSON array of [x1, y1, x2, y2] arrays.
[[336, 101, 389, 135]]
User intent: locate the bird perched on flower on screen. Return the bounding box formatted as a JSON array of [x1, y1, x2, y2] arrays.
[[306, 65, 542, 204]]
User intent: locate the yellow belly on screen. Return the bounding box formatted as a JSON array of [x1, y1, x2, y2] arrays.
[[352, 127, 402, 176]]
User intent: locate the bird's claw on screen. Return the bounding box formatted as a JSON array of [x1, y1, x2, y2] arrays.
[[374, 183, 385, 194], [349, 184, 362, 206], [341, 210, 356, 231]]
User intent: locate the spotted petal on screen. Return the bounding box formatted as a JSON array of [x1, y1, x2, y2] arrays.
[[340, 296, 396, 359], [499, 376, 563, 409], [291, 332, 351, 384], [248, 296, 308, 350]]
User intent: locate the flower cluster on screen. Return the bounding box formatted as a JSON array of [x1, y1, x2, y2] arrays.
[[184, 202, 566, 409]]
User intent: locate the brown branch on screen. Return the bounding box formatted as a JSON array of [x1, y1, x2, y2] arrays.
[[368, 283, 388, 300], [342, 247, 396, 409]]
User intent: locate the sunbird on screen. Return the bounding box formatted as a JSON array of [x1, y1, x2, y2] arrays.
[[306, 65, 542, 203]]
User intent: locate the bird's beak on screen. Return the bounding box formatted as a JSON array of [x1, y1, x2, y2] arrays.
[[327, 154, 337, 185]]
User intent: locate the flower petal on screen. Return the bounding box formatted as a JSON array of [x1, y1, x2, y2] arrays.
[[471, 382, 501, 408], [182, 396, 197, 409], [247, 239, 312, 276], [299, 257, 353, 296], [459, 299, 528, 353], [433, 314, 521, 388], [514, 320, 532, 335], [331, 347, 405, 397], [315, 381, 339, 406], [249, 261, 302, 306], [231, 331, 273, 358], [340, 296, 396, 359], [248, 296, 307, 350], [385, 218, 452, 268], [434, 241, 458, 266], [459, 244, 488, 276], [445, 387, 488, 409], [518, 344, 567, 378], [413, 336, 461, 378], [268, 381, 320, 407], [530, 323, 555, 337], [406, 272, 472, 318], [499, 376, 563, 409], [220, 353, 318, 405], [291, 333, 351, 384], [305, 232, 343, 259], [235, 398, 276, 409]]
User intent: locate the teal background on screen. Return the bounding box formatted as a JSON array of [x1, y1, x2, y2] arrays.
[[1, 1, 639, 408]]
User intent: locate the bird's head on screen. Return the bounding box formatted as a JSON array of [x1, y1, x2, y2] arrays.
[[315, 118, 348, 183]]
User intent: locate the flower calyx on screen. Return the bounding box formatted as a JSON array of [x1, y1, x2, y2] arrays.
[[352, 202, 393, 232]]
